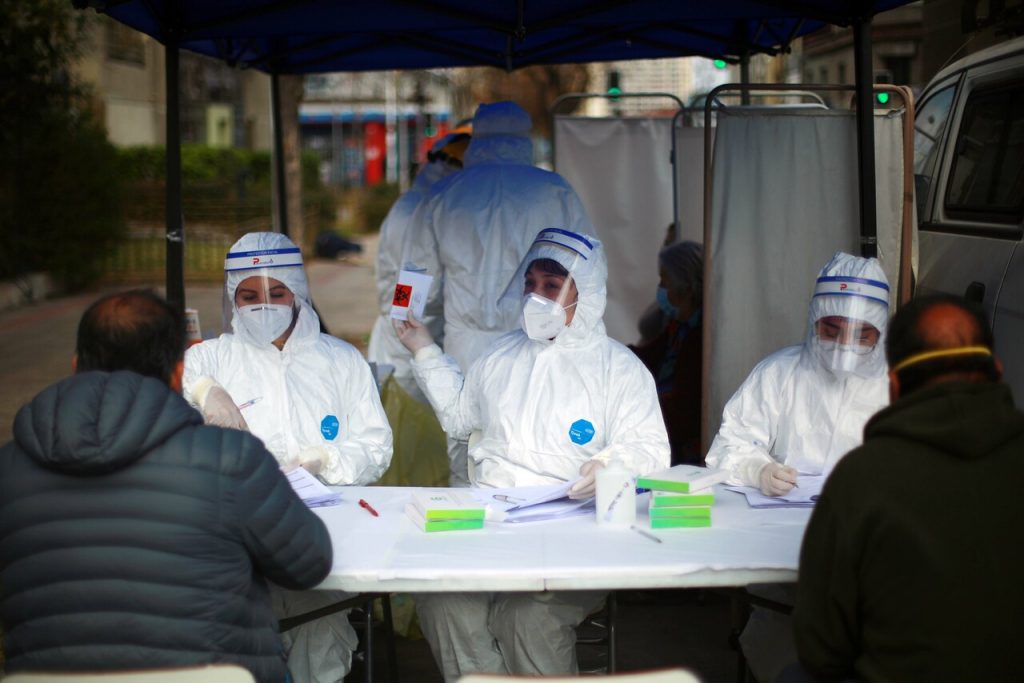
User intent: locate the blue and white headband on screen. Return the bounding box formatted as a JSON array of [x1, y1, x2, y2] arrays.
[[813, 276, 889, 307], [224, 247, 303, 272], [531, 228, 593, 260]]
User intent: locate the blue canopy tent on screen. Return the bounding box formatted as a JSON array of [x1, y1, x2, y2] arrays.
[[72, 0, 914, 310]]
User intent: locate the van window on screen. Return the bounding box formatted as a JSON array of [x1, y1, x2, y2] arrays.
[[945, 82, 1024, 224], [913, 86, 956, 218]]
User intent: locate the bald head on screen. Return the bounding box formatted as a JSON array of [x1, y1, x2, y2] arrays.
[[886, 294, 999, 397], [76, 290, 185, 385]]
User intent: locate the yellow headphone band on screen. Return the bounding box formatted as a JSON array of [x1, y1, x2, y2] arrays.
[[892, 346, 993, 374]]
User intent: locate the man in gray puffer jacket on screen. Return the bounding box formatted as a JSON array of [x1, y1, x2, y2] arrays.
[[0, 290, 333, 683]]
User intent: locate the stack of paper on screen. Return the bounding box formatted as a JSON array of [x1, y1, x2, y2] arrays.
[[406, 489, 486, 532], [724, 474, 825, 509], [286, 467, 341, 508], [470, 479, 594, 523], [637, 465, 728, 529]]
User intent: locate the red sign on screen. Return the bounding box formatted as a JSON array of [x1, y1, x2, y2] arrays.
[[392, 284, 412, 307]]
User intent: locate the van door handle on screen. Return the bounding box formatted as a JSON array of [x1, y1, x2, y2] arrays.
[[964, 281, 985, 303]]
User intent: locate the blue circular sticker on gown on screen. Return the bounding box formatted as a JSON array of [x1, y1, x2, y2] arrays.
[[569, 419, 595, 445], [320, 415, 340, 441]]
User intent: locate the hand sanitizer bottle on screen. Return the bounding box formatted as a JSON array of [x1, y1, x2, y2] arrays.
[[596, 459, 636, 527]]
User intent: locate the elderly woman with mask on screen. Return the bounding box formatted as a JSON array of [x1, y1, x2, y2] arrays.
[[184, 231, 392, 683], [631, 241, 704, 465]]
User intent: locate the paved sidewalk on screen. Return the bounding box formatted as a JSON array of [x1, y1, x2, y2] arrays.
[[0, 234, 381, 443]]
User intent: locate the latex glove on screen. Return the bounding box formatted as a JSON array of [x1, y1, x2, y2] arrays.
[[759, 462, 798, 497], [192, 376, 249, 431], [392, 310, 435, 353], [298, 445, 329, 476], [569, 460, 605, 500]]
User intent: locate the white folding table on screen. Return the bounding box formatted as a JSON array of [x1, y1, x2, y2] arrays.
[[312, 485, 811, 593]]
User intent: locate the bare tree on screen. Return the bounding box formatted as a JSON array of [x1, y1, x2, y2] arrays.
[[454, 64, 590, 139]]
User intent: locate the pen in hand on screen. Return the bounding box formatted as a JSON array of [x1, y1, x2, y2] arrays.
[[358, 498, 379, 517]]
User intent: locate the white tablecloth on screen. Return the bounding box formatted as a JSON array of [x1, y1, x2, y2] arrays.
[[313, 486, 811, 593]]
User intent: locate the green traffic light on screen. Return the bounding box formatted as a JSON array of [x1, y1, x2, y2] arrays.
[[713, 59, 727, 69], [876, 92, 890, 105], [607, 87, 622, 96]]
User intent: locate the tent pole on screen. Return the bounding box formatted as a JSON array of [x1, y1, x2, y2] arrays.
[[165, 34, 185, 312], [853, 15, 877, 258], [740, 54, 751, 105], [271, 72, 289, 237]]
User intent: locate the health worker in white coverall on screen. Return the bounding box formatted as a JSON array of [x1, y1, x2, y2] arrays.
[[401, 101, 591, 486], [184, 231, 393, 683], [367, 130, 470, 403], [393, 228, 669, 681], [705, 250, 891, 683]]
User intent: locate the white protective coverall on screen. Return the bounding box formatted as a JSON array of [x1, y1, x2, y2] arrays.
[[367, 135, 463, 402], [705, 251, 890, 683], [410, 228, 670, 681], [184, 231, 393, 683], [402, 101, 591, 486]]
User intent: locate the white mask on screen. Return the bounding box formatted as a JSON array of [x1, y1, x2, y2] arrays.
[[521, 293, 576, 341], [238, 304, 294, 345], [814, 338, 873, 378]]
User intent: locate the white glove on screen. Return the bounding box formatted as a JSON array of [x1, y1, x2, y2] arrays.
[[759, 462, 798, 497], [392, 310, 435, 353], [298, 445, 330, 476], [569, 460, 605, 500], [192, 376, 249, 432]]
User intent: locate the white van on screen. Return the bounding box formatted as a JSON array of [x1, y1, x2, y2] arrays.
[[914, 36, 1024, 396]]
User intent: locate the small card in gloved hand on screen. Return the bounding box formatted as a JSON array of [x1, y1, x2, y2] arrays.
[[390, 269, 433, 321]]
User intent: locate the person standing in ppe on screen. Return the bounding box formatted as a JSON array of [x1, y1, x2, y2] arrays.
[[393, 228, 669, 681], [368, 130, 470, 403], [184, 231, 393, 683], [631, 241, 704, 465], [401, 101, 591, 486], [705, 250, 890, 683]]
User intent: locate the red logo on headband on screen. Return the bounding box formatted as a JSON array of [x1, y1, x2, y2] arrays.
[[252, 257, 260, 265], [839, 283, 848, 291]]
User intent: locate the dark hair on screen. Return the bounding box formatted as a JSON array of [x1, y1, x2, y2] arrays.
[[76, 290, 186, 384], [528, 258, 569, 277], [886, 294, 998, 395]]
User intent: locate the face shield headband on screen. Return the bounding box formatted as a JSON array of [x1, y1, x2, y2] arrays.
[[222, 246, 306, 340], [809, 275, 890, 379]]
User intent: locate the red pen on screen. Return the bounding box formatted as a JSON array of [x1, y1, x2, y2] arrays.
[[358, 498, 379, 517]]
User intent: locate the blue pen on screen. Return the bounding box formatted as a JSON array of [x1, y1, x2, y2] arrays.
[[603, 479, 632, 522], [237, 397, 262, 410]]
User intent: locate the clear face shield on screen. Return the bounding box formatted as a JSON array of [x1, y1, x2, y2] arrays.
[[223, 244, 305, 346], [808, 275, 890, 379], [500, 229, 593, 342]]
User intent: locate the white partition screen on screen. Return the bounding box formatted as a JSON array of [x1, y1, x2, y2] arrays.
[[706, 108, 907, 446], [554, 116, 707, 344]]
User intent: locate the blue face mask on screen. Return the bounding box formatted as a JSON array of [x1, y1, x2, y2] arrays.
[[656, 286, 679, 319]]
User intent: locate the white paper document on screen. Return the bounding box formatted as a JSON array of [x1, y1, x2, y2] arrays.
[[725, 475, 825, 509], [389, 269, 433, 321], [286, 467, 341, 508], [470, 479, 595, 523]]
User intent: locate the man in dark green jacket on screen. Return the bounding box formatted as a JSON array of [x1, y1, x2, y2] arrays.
[[792, 294, 1024, 682], [0, 290, 333, 683]]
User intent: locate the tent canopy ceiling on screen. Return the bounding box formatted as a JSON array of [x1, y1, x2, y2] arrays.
[[75, 0, 913, 73]]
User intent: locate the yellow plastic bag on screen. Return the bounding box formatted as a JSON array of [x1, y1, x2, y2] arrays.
[[376, 375, 449, 487]]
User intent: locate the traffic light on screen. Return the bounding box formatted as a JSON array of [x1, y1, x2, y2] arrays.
[[713, 59, 728, 70], [875, 92, 891, 105], [606, 69, 621, 101]]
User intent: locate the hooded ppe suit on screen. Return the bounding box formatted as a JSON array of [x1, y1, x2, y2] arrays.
[[410, 228, 669, 681], [705, 251, 890, 683], [367, 133, 465, 402], [184, 231, 393, 683], [705, 251, 890, 486], [402, 101, 591, 486]]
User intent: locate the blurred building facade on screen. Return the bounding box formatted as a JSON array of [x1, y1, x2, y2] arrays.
[[300, 71, 454, 188], [74, 16, 272, 150]]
